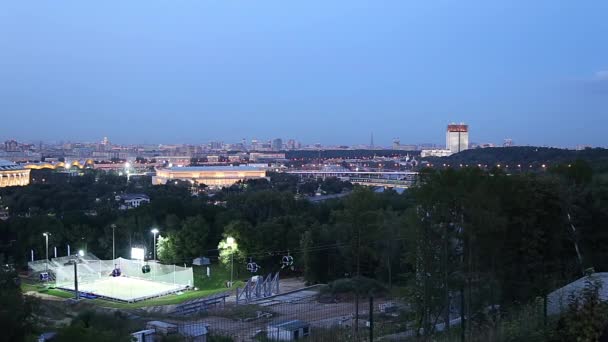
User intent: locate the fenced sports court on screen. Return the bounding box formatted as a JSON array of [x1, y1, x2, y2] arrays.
[[30, 254, 194, 302]]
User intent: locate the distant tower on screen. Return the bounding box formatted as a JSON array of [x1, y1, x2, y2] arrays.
[[503, 138, 513, 147], [446, 123, 469, 153], [370, 132, 375, 149], [272, 138, 283, 151], [101, 137, 110, 146], [392, 138, 401, 150]]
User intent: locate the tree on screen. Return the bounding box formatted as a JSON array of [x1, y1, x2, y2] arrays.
[[0, 268, 37, 342], [174, 215, 210, 261], [157, 234, 178, 264]]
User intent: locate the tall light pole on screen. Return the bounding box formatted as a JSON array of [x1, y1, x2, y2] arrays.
[[151, 228, 159, 261], [226, 237, 236, 286], [125, 162, 131, 182], [111, 224, 116, 260], [43, 232, 50, 271]]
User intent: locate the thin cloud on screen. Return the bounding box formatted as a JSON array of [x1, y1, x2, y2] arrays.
[[594, 70, 608, 81]]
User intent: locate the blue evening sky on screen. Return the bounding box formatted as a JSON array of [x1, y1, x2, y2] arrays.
[[1, 1, 607, 147]]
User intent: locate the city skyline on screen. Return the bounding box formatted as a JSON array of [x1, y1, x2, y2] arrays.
[[2, 1, 607, 146], [0, 131, 603, 150]]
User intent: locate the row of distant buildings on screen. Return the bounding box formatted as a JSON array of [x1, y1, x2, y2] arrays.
[[0, 126, 481, 164]]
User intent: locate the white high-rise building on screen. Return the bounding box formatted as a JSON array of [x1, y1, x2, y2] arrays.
[[446, 123, 469, 153]]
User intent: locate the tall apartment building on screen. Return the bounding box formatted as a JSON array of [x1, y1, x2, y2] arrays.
[[446, 123, 469, 153]]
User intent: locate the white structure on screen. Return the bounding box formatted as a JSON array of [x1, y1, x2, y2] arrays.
[[146, 321, 178, 335], [0, 159, 30, 187], [36, 255, 195, 302], [178, 323, 209, 342], [266, 320, 310, 341], [446, 123, 469, 153], [420, 149, 453, 158], [547, 273, 608, 315], [130, 329, 155, 342], [115, 193, 150, 209]]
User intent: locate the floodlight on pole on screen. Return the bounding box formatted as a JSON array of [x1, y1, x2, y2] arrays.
[[151, 228, 159, 261], [225, 236, 237, 286], [43, 232, 50, 272]]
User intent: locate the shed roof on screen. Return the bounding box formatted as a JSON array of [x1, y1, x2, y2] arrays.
[[270, 320, 310, 331]]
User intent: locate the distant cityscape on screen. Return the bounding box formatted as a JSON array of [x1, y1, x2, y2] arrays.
[[0, 122, 598, 165]]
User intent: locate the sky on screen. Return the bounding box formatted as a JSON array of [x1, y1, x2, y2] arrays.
[[1, 1, 607, 147]]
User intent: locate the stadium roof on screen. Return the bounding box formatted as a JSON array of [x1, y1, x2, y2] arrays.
[[0, 159, 25, 171], [164, 165, 264, 172]]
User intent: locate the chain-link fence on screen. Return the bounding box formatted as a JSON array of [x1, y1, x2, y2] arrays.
[[154, 292, 405, 342]]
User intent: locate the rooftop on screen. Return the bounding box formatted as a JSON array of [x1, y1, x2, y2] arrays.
[[163, 165, 264, 172], [178, 323, 209, 337], [117, 193, 150, 200], [0, 159, 25, 171], [270, 319, 310, 330]]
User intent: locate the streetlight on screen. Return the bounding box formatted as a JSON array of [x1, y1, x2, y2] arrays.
[[151, 228, 159, 261], [125, 162, 132, 182], [111, 224, 116, 260], [70, 250, 86, 301], [226, 237, 237, 287]]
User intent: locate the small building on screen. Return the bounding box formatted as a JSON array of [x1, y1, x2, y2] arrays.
[[192, 257, 211, 266], [130, 329, 155, 342], [37, 332, 57, 342], [178, 323, 209, 342], [146, 320, 178, 335], [420, 149, 453, 158], [547, 273, 608, 315], [115, 193, 150, 209], [267, 320, 310, 341]]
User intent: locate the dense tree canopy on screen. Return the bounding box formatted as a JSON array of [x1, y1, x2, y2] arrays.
[[2, 159, 608, 340]]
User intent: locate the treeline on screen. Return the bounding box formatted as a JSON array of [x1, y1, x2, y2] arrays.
[[425, 146, 608, 172], [284, 149, 418, 160], [2, 160, 608, 338]]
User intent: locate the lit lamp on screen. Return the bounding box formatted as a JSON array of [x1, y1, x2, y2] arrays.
[[151, 228, 159, 261], [125, 162, 131, 181], [226, 237, 237, 286]]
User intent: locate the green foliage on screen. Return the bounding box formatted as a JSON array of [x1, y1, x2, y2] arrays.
[[425, 147, 608, 173], [157, 234, 179, 263], [208, 334, 235, 342], [554, 277, 608, 342], [0, 269, 37, 342], [54, 310, 137, 342], [4, 155, 608, 341]]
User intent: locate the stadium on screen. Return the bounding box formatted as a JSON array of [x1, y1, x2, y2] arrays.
[[29, 253, 194, 302]]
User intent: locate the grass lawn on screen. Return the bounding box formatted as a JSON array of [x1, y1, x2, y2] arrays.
[[22, 263, 244, 309]]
